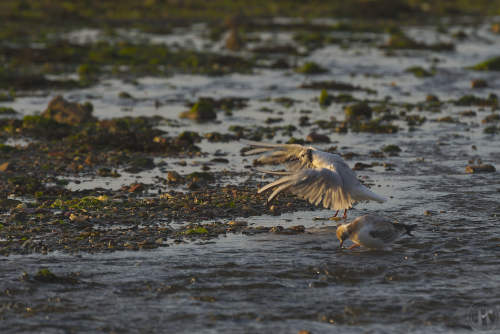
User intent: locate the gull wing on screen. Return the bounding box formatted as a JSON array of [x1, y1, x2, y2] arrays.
[[368, 221, 398, 243], [241, 140, 316, 171], [258, 168, 355, 211]]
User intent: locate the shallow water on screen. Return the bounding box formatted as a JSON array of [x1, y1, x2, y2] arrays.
[[1, 20, 500, 333]]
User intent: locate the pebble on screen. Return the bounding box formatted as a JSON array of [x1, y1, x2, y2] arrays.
[[465, 164, 496, 173]]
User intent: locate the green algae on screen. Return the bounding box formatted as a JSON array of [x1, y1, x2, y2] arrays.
[[183, 227, 209, 235], [21, 115, 73, 139], [319, 89, 333, 107], [7, 175, 44, 194], [455, 94, 498, 107], [0, 42, 254, 90], [384, 32, 454, 51], [0, 144, 16, 153], [118, 91, 134, 99], [34, 268, 57, 281], [0, 107, 17, 115], [470, 56, 500, 71], [351, 119, 398, 133], [405, 66, 434, 78], [344, 103, 372, 121], [484, 125, 499, 134], [382, 144, 402, 153], [180, 100, 217, 121], [77, 63, 100, 82], [50, 196, 107, 210], [295, 62, 327, 74], [0, 91, 15, 102]]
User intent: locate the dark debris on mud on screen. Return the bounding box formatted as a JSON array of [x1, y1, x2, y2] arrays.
[[0, 181, 315, 256]]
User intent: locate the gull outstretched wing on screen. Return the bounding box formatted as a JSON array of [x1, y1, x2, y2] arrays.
[[258, 168, 356, 211], [242, 140, 315, 171]]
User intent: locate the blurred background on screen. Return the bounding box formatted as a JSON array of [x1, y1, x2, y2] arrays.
[[2, 0, 500, 89]]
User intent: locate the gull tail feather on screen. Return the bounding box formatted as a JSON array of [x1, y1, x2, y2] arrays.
[[402, 224, 417, 236], [354, 186, 387, 203]]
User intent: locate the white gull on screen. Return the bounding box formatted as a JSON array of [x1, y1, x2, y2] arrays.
[[242, 140, 387, 218], [336, 214, 416, 249]]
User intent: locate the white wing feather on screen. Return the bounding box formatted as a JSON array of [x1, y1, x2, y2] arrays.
[[243, 140, 387, 209], [258, 168, 355, 210]]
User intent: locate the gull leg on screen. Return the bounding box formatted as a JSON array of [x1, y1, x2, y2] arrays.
[[348, 244, 360, 250], [333, 210, 339, 217], [343, 209, 347, 219]]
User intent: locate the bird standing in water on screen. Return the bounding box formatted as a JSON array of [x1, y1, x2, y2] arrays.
[[242, 140, 387, 219], [336, 215, 416, 249]]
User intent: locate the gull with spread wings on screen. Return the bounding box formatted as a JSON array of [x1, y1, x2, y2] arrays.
[[242, 140, 387, 218]]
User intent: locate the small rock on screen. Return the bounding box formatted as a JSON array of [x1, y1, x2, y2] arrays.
[[426, 95, 439, 102], [98, 168, 120, 177], [177, 131, 202, 145], [353, 162, 372, 171], [436, 116, 455, 123], [0, 162, 11, 172], [179, 100, 216, 121], [492, 23, 500, 33], [291, 225, 305, 233], [306, 132, 330, 143], [465, 164, 496, 173], [482, 114, 500, 123], [69, 213, 89, 222], [459, 110, 476, 117], [319, 89, 332, 107], [188, 181, 200, 190], [42, 95, 95, 125], [128, 183, 144, 193], [270, 226, 284, 233], [295, 62, 327, 74], [342, 152, 358, 160], [381, 145, 401, 155], [16, 203, 27, 209], [118, 91, 134, 99], [211, 158, 229, 164], [228, 220, 248, 227], [225, 28, 243, 51], [344, 103, 372, 122], [271, 58, 289, 69], [167, 171, 184, 183], [471, 79, 488, 89], [125, 157, 155, 173]]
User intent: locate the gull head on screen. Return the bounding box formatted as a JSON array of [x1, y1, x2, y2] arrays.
[[336, 223, 350, 249]]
